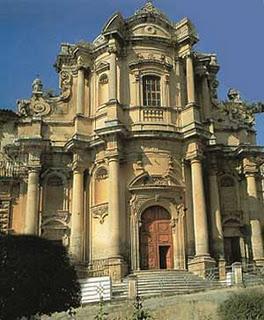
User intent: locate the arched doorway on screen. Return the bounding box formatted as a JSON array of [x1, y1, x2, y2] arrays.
[[140, 206, 173, 270]]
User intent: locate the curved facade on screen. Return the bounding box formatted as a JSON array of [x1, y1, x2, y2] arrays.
[[1, 2, 264, 280]]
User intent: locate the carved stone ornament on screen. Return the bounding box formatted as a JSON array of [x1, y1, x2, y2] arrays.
[[31, 96, 51, 116], [134, 1, 170, 23], [92, 203, 109, 224], [59, 70, 72, 101], [210, 88, 260, 127], [18, 95, 51, 117]]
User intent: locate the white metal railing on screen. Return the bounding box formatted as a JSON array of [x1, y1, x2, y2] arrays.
[[79, 276, 111, 304]]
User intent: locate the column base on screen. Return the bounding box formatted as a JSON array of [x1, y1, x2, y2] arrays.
[[254, 258, 264, 267], [188, 255, 216, 278], [107, 257, 128, 282]]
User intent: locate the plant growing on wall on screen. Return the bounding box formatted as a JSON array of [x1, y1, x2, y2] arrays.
[[131, 296, 153, 320]]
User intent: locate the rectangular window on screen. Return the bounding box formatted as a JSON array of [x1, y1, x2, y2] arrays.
[[143, 76, 161, 106]]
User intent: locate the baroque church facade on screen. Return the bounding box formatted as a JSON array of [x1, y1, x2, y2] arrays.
[[1, 2, 264, 280]]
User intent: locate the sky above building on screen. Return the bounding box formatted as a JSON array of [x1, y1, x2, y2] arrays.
[[0, 0, 264, 143]]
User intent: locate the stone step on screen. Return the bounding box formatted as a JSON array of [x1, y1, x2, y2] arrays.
[[111, 270, 222, 300]]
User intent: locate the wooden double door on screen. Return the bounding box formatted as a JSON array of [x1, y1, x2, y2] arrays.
[[140, 206, 173, 270]]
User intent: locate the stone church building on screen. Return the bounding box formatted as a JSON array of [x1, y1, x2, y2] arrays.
[[1, 1, 264, 280]]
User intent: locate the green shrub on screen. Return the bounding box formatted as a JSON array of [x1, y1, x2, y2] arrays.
[[218, 289, 264, 320]]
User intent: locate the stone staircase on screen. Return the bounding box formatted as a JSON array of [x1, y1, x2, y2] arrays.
[[112, 270, 222, 300], [243, 272, 264, 286]]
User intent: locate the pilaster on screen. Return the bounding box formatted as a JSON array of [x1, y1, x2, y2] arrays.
[[185, 52, 196, 105], [243, 158, 264, 265], [208, 158, 224, 260], [76, 63, 85, 115], [106, 39, 123, 125], [105, 135, 127, 281]]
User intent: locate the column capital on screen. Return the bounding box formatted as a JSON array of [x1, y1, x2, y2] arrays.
[[243, 157, 258, 176], [208, 157, 218, 174], [186, 152, 204, 163], [27, 166, 41, 174], [107, 154, 120, 163], [76, 55, 90, 72], [185, 141, 204, 162], [108, 39, 120, 55], [195, 65, 209, 78], [71, 152, 87, 173], [183, 51, 194, 60]]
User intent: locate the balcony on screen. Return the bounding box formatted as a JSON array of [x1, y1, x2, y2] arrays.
[[123, 105, 181, 133]]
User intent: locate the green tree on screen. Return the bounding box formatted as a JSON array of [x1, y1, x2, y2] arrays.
[[0, 234, 81, 320]]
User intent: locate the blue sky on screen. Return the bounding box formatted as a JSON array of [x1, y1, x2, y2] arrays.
[[0, 0, 264, 143]]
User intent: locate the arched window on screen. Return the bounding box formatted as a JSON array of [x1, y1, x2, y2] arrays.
[[98, 74, 109, 105], [94, 167, 108, 205], [143, 75, 161, 107]]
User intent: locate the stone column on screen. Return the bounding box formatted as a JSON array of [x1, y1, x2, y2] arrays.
[[186, 53, 196, 104], [108, 156, 121, 257], [108, 47, 117, 102], [184, 162, 195, 258], [188, 156, 215, 277], [76, 67, 85, 115], [25, 168, 40, 235], [191, 158, 209, 256], [70, 165, 84, 262], [245, 171, 264, 264], [209, 162, 224, 259], [107, 154, 127, 281]]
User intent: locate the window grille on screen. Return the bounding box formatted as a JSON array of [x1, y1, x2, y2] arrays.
[[143, 75, 161, 107]]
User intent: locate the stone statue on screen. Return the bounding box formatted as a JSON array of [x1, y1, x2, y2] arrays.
[[227, 88, 242, 103], [32, 77, 43, 94]]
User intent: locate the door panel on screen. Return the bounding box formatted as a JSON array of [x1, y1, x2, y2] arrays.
[[140, 206, 173, 270]]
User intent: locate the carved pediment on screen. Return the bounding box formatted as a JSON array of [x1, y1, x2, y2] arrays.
[[131, 23, 171, 40], [129, 173, 181, 191], [95, 61, 110, 74], [102, 12, 125, 38]]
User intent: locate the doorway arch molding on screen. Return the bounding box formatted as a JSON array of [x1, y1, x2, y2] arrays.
[[129, 192, 186, 271]]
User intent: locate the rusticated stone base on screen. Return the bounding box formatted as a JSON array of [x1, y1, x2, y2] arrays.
[[188, 255, 216, 278], [107, 257, 128, 282]]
